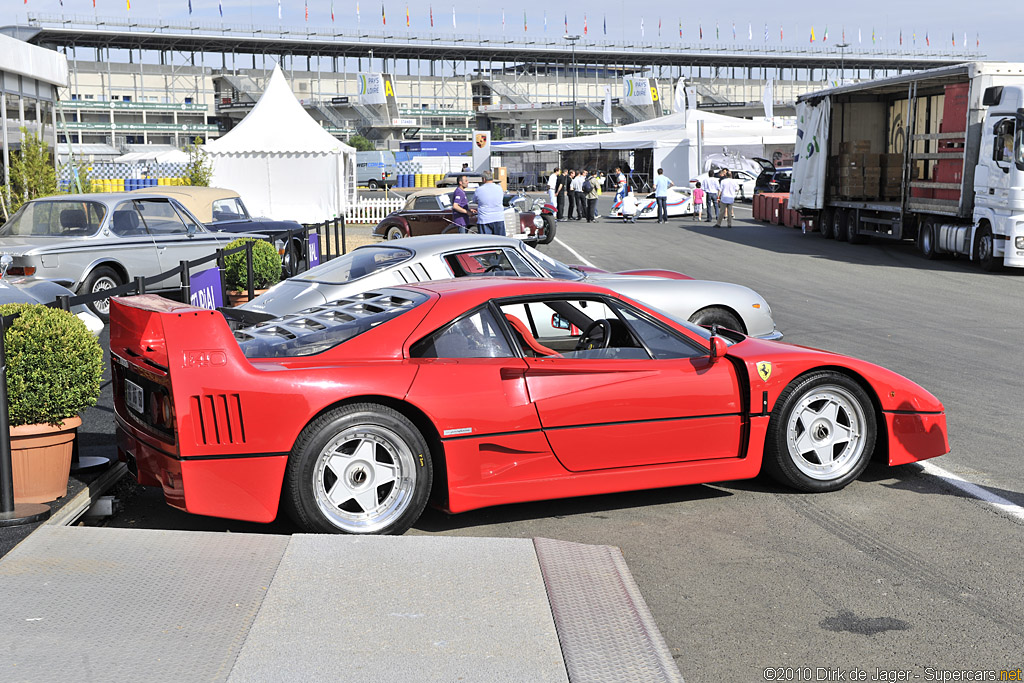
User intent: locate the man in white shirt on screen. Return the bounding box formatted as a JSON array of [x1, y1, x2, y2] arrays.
[[570, 170, 586, 221], [547, 168, 559, 206], [703, 172, 721, 223], [716, 169, 740, 228], [619, 189, 640, 223], [613, 167, 627, 204]]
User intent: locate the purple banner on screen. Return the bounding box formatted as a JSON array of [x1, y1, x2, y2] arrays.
[[308, 233, 322, 268], [189, 267, 223, 310]]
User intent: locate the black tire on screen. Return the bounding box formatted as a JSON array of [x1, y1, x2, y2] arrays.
[[385, 225, 406, 240], [763, 371, 876, 492], [80, 265, 122, 320], [847, 212, 867, 244], [283, 239, 307, 277], [367, 179, 379, 191], [820, 208, 835, 239], [918, 220, 938, 259], [284, 403, 432, 535], [540, 215, 557, 245], [688, 306, 745, 334], [975, 224, 1000, 271], [834, 209, 849, 242]]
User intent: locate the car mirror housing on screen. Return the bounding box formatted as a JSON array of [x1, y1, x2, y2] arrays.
[[709, 335, 728, 360]]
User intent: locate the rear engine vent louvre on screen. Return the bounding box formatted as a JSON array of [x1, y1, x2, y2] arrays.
[[191, 394, 246, 446]]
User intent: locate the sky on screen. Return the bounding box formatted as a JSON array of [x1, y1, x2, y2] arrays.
[[6, 1, 1017, 61]]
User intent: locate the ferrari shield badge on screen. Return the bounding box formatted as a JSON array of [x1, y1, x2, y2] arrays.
[[756, 361, 772, 382]]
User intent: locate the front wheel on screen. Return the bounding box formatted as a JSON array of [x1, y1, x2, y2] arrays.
[[688, 306, 744, 334], [540, 215, 556, 244], [763, 372, 876, 492], [284, 403, 432, 535], [80, 265, 123, 320], [975, 224, 1000, 271], [918, 220, 938, 259]]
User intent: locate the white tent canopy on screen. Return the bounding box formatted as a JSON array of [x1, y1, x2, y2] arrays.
[[205, 64, 356, 223], [113, 149, 189, 164], [500, 110, 794, 182]]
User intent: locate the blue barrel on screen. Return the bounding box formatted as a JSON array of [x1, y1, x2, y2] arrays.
[[128, 179, 138, 191], [147, 178, 157, 187]]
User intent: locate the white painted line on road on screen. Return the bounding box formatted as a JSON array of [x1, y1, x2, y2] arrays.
[[919, 460, 1024, 524], [553, 236, 598, 268]]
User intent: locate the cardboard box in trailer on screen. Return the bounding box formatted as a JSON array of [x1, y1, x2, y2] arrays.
[[789, 62, 1024, 270]]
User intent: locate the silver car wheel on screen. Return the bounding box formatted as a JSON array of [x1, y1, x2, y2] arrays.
[[784, 384, 867, 481], [312, 424, 417, 534], [89, 274, 118, 316]]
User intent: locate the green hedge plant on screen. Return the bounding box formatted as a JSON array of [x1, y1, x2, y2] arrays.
[[223, 237, 281, 291], [0, 304, 104, 427]]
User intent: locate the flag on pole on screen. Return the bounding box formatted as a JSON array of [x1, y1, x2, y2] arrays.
[[842, 28, 845, 42], [899, 30, 902, 46], [641, 17, 645, 38], [543, 10, 546, 32], [732, 22, 735, 40], [963, 32, 967, 49], [674, 77, 686, 114], [679, 20, 682, 39], [858, 28, 862, 43], [331, 0, 335, 22], [406, 4, 409, 27], [925, 32, 929, 46], [584, 15, 588, 35], [762, 79, 774, 122], [872, 28, 876, 44], [748, 23, 752, 41], [952, 32, 955, 47], [452, 6, 456, 29], [356, 2, 360, 24], [823, 26, 828, 42], [715, 22, 719, 40], [381, 3, 385, 26], [700, 24, 703, 41], [564, 13, 567, 34], [659, 18, 662, 38], [501, 9, 505, 32], [976, 33, 980, 48], [780, 25, 783, 42], [604, 15, 607, 35], [810, 27, 815, 43], [602, 86, 612, 125], [764, 23, 768, 42], [429, 5, 433, 26], [524, 11, 527, 32], [219, 0, 223, 18], [188, 0, 192, 14], [126, 0, 130, 10], [279, 0, 282, 20]]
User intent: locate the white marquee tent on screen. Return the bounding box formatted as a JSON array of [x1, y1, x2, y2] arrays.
[[205, 64, 356, 223], [500, 110, 794, 182]]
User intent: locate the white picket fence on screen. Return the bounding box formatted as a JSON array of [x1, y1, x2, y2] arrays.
[[344, 197, 405, 224]]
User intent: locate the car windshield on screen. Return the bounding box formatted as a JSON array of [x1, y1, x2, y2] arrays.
[[0, 200, 107, 237], [521, 244, 584, 281], [295, 245, 413, 284]]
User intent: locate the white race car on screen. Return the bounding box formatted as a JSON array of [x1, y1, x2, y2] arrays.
[[610, 186, 694, 220]]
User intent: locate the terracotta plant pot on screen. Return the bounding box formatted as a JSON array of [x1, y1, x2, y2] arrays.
[[10, 416, 81, 504], [226, 289, 269, 307]]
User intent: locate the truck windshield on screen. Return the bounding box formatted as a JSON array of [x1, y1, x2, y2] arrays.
[[1017, 121, 1024, 168]]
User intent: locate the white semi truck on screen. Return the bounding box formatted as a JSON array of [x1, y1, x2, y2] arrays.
[[789, 62, 1024, 270]]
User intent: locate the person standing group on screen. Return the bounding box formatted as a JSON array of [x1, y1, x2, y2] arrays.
[[555, 168, 570, 220], [547, 168, 559, 206], [703, 170, 720, 223], [653, 168, 674, 223], [570, 170, 586, 220], [474, 170, 506, 235], [716, 168, 740, 228]]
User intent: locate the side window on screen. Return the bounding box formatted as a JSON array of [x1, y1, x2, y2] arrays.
[[135, 199, 188, 235], [445, 249, 538, 277], [498, 297, 649, 360], [110, 201, 144, 236], [172, 201, 203, 233], [615, 305, 704, 360], [211, 198, 246, 221], [994, 119, 1015, 163], [410, 307, 514, 359], [414, 196, 440, 210]]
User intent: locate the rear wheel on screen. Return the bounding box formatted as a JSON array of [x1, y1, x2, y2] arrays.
[[763, 371, 876, 492], [367, 179, 379, 191], [540, 215, 557, 244], [688, 306, 745, 334], [283, 239, 306, 277], [284, 403, 432, 535], [385, 225, 405, 240], [918, 219, 938, 259], [820, 208, 835, 239], [834, 209, 849, 242], [80, 266, 122, 320], [847, 212, 867, 244]]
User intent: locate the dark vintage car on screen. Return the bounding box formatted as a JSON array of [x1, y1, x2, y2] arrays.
[[137, 186, 307, 275], [371, 188, 548, 244]]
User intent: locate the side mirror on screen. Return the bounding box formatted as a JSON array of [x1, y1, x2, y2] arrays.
[[709, 335, 728, 360], [0, 254, 12, 278]]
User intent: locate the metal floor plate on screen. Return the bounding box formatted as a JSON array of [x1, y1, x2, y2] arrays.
[[227, 535, 569, 683], [535, 537, 685, 683], [0, 526, 289, 683]]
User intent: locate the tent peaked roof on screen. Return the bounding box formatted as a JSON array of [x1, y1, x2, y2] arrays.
[[206, 64, 354, 155]]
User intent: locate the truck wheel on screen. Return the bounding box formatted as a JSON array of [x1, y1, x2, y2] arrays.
[[975, 225, 1000, 271], [284, 403, 433, 535], [367, 179, 379, 191], [540, 215, 557, 244], [820, 208, 835, 239], [918, 221, 939, 259], [847, 213, 867, 244], [834, 209, 849, 242]]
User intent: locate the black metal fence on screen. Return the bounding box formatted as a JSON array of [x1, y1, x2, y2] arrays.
[[0, 217, 349, 524]]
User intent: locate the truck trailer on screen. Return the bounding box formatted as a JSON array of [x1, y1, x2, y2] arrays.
[[789, 62, 1024, 270]]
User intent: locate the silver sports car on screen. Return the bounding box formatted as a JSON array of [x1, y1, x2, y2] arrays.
[[238, 235, 781, 340], [0, 193, 266, 318]]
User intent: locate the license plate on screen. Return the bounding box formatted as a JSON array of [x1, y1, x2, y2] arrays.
[[125, 379, 144, 414]]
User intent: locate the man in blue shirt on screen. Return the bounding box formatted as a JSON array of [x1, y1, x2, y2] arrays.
[[653, 168, 674, 223], [474, 171, 506, 236]]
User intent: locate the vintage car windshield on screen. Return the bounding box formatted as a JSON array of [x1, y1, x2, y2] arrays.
[[234, 289, 428, 358], [0, 200, 107, 237], [295, 245, 413, 284], [521, 244, 584, 281]]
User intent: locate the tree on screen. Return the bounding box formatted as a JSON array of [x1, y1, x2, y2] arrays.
[[181, 136, 213, 186], [2, 128, 58, 217], [347, 135, 375, 151]]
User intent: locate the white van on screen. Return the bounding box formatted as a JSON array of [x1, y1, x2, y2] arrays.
[[356, 151, 397, 190]]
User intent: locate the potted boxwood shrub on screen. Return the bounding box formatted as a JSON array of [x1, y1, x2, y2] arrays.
[[1, 303, 104, 503], [223, 237, 282, 306]]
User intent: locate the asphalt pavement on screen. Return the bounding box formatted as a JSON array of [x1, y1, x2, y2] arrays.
[[21, 197, 1024, 681]]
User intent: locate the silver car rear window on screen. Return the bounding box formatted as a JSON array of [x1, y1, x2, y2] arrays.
[[295, 246, 413, 284], [1, 200, 107, 237]]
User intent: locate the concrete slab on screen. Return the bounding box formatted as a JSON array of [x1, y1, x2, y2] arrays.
[[0, 526, 289, 683], [228, 535, 568, 683]]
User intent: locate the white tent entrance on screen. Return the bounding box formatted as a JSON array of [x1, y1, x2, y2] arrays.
[[205, 64, 356, 224]]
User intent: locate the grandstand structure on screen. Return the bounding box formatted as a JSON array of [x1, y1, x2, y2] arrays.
[[3, 14, 980, 154]]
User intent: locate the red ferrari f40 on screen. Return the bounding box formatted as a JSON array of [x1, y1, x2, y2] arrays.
[[111, 278, 948, 534]]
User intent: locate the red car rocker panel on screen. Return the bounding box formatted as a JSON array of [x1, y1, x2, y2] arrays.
[[110, 278, 948, 535]]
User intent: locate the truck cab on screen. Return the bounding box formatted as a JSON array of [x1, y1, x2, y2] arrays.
[[973, 85, 1024, 268]]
